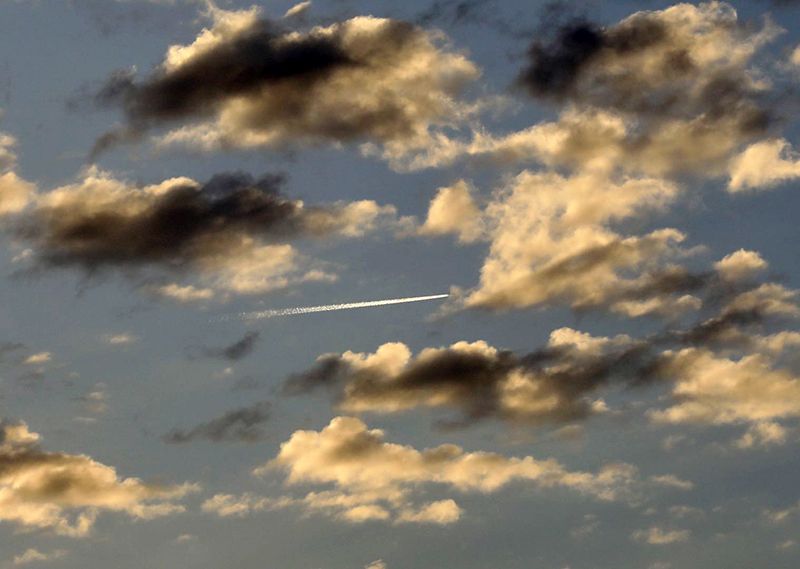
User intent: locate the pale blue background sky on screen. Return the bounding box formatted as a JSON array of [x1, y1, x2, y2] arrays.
[[1, 1, 800, 568]]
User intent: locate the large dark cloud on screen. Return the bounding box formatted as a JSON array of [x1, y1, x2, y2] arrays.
[[521, 8, 770, 121], [94, 20, 354, 127], [15, 170, 388, 275], [88, 9, 479, 161], [284, 275, 798, 429], [162, 401, 271, 444]]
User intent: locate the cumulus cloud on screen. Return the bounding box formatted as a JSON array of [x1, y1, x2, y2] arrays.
[[286, 271, 800, 441], [505, 2, 780, 177], [163, 401, 271, 443], [406, 2, 784, 176], [649, 347, 800, 426], [418, 170, 696, 315], [632, 526, 690, 545], [417, 180, 484, 243], [728, 138, 800, 191], [91, 6, 480, 167], [230, 416, 664, 524], [0, 420, 197, 537], [14, 168, 397, 296], [284, 331, 638, 427], [0, 132, 35, 217]]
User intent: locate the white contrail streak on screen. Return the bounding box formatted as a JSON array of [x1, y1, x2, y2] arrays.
[[217, 294, 449, 322]]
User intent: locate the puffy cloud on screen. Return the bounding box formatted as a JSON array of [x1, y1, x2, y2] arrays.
[[418, 180, 484, 243], [404, 3, 782, 177], [150, 283, 214, 302], [93, 6, 480, 167], [283, 331, 638, 427], [102, 333, 137, 345], [0, 172, 36, 218], [650, 347, 800, 426], [286, 273, 800, 441], [283, 1, 311, 19], [23, 352, 51, 365], [735, 421, 789, 448], [0, 132, 35, 217], [714, 249, 768, 281], [0, 420, 197, 537], [162, 401, 271, 444], [15, 168, 397, 296], [632, 526, 691, 545], [728, 138, 800, 191], [244, 416, 656, 524], [435, 170, 691, 315], [518, 3, 776, 116], [12, 549, 67, 566]]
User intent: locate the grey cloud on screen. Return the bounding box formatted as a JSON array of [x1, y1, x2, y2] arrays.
[[162, 401, 271, 444]]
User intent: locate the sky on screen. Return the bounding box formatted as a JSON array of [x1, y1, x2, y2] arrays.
[[1, 0, 800, 568]]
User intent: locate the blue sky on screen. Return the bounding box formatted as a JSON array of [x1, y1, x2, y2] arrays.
[[1, 1, 800, 568]]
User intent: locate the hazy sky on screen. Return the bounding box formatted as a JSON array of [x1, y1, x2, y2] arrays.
[[1, 1, 800, 568]]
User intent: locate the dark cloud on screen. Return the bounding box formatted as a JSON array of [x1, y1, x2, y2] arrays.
[[17, 171, 293, 271], [200, 331, 261, 361], [94, 19, 354, 126], [516, 4, 776, 133], [284, 277, 797, 429], [14, 170, 385, 278], [86, 10, 479, 162], [162, 401, 272, 444]]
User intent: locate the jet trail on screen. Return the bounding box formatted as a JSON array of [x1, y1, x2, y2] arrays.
[[218, 294, 449, 322]]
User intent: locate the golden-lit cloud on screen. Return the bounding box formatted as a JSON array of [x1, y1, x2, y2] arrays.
[[0, 420, 197, 537], [93, 6, 481, 169], [205, 416, 686, 525]]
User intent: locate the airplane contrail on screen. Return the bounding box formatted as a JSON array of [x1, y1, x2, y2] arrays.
[[216, 293, 449, 322]]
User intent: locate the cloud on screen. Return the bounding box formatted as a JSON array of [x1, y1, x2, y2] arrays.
[[91, 6, 480, 166], [0, 132, 35, 217], [714, 249, 768, 281], [283, 1, 311, 19], [12, 549, 67, 566], [420, 170, 694, 315], [14, 168, 397, 296], [632, 526, 690, 545], [728, 138, 800, 191], [283, 332, 636, 427], [23, 352, 51, 365], [649, 347, 800, 426], [240, 416, 673, 524], [78, 383, 109, 416], [0, 420, 197, 536], [417, 180, 484, 243], [285, 272, 800, 438], [102, 333, 138, 345], [407, 2, 783, 176], [149, 282, 215, 302], [199, 331, 261, 361], [735, 421, 789, 448], [162, 401, 271, 443]]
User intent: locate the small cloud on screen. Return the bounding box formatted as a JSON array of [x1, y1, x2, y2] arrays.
[[632, 527, 690, 545], [13, 549, 68, 566], [174, 534, 196, 544], [23, 352, 51, 365], [283, 1, 311, 18], [102, 333, 138, 345]]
